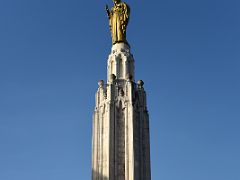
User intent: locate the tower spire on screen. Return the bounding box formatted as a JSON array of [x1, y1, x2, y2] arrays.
[[91, 2, 151, 180]]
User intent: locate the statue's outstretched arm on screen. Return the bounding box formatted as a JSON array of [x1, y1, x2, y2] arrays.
[[105, 5, 110, 18]]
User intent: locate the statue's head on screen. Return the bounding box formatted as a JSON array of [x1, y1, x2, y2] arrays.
[[113, 0, 121, 5]]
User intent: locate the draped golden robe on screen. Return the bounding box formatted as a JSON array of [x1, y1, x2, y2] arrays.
[[109, 2, 130, 44]]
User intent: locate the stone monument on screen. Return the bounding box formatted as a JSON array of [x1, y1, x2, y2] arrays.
[[92, 1, 151, 179]]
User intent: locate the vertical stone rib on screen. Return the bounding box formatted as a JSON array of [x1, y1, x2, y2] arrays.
[[109, 102, 114, 180], [116, 101, 125, 180], [124, 105, 129, 180], [95, 110, 100, 180], [114, 104, 117, 180], [139, 109, 143, 180], [92, 112, 96, 179], [128, 104, 134, 180], [102, 104, 109, 179], [100, 108, 103, 180], [143, 112, 151, 180]]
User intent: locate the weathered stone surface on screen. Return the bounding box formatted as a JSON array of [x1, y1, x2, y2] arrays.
[[92, 43, 151, 180]]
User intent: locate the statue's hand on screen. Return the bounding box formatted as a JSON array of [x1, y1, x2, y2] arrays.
[[105, 5, 110, 17], [105, 5, 109, 11]]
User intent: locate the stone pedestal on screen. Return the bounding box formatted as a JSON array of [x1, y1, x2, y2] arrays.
[[92, 43, 151, 180]]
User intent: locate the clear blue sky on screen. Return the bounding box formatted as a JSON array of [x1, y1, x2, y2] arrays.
[[0, 0, 239, 179]]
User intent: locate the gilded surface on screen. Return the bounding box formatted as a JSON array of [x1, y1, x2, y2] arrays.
[[106, 0, 130, 44]]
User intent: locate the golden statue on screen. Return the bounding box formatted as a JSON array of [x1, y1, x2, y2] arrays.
[[106, 0, 130, 45]]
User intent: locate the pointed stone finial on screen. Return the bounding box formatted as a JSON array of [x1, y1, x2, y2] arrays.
[[98, 80, 104, 88], [137, 80, 144, 89]]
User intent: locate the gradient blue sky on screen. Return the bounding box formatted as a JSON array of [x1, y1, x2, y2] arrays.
[[0, 0, 239, 179]]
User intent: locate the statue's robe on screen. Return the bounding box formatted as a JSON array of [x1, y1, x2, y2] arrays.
[[110, 3, 130, 44]]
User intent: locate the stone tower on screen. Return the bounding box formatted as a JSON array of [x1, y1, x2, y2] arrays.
[[92, 42, 151, 180], [92, 2, 151, 180]]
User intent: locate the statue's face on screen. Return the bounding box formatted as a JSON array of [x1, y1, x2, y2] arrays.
[[113, 0, 120, 5]]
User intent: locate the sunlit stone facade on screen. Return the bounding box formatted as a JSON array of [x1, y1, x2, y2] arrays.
[[92, 43, 151, 180]]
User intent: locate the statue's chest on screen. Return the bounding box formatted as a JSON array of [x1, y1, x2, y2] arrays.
[[113, 6, 124, 15]]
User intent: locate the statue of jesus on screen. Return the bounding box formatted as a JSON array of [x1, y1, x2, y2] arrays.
[[106, 0, 130, 45]]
